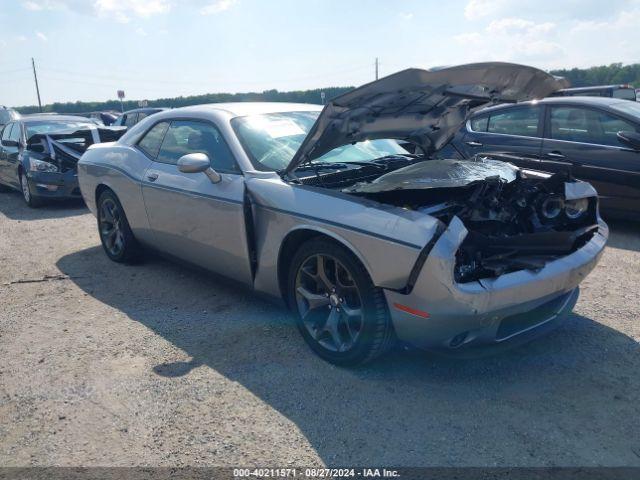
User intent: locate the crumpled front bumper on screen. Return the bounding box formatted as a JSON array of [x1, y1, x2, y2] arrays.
[[384, 216, 608, 352]]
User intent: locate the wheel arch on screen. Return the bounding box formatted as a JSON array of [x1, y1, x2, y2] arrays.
[[277, 226, 373, 307], [95, 183, 114, 207]]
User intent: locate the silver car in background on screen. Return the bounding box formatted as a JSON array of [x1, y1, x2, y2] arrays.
[[77, 63, 608, 365]]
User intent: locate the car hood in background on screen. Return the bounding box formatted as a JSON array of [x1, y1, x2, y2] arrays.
[[343, 158, 519, 193], [284, 62, 567, 174]]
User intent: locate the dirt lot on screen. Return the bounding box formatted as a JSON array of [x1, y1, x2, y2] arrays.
[[0, 190, 639, 467]]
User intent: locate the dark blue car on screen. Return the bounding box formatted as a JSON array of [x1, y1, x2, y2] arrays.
[[0, 115, 125, 207], [448, 96, 640, 219]]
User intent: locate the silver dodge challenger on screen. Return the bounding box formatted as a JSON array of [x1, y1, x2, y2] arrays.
[[78, 63, 608, 365]]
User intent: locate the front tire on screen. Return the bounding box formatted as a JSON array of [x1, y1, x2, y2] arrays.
[[97, 189, 142, 263], [288, 238, 394, 366], [20, 171, 43, 208]]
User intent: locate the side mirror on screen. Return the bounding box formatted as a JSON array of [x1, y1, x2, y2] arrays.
[[177, 152, 221, 183], [617, 131, 640, 151], [1, 139, 19, 148]]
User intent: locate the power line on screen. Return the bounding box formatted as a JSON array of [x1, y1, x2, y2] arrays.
[[0, 67, 31, 75], [36, 63, 372, 87]]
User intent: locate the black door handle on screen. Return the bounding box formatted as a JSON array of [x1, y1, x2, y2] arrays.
[[146, 173, 159, 182], [465, 141, 483, 147]]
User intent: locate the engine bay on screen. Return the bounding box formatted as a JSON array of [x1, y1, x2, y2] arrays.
[[292, 157, 599, 283]]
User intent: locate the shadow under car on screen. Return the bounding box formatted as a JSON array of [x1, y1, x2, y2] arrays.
[[56, 244, 640, 466]]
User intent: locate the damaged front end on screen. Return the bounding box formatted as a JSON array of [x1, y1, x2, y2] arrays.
[[344, 158, 600, 284], [27, 126, 126, 173]]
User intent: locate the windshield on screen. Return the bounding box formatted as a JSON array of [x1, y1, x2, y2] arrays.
[[231, 111, 409, 171], [610, 101, 640, 117], [25, 120, 95, 138]]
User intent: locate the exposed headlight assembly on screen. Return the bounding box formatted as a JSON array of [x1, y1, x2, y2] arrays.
[[565, 198, 589, 219], [29, 158, 58, 173], [540, 195, 564, 220]]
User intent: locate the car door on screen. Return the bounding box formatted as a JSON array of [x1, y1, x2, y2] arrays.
[[458, 105, 544, 170], [540, 104, 640, 214], [140, 118, 253, 285], [0, 123, 13, 183], [0, 122, 23, 189]]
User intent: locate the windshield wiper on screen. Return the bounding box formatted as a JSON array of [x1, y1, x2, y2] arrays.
[[296, 162, 352, 170], [372, 153, 420, 163]]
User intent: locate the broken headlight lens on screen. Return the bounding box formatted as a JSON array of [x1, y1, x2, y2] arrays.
[[540, 196, 564, 220], [29, 158, 58, 173], [565, 198, 589, 219]]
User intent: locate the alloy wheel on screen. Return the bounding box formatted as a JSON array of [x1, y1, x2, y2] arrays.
[[99, 198, 125, 257], [295, 254, 364, 353], [20, 172, 30, 203]]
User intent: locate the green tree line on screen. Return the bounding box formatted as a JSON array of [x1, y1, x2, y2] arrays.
[[15, 63, 639, 115], [15, 87, 354, 114], [550, 63, 640, 88]]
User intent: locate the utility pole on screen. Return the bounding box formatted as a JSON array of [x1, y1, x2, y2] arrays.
[[31, 58, 42, 113], [375, 57, 379, 80]]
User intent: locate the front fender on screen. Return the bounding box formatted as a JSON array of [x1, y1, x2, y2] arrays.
[[247, 177, 441, 299]]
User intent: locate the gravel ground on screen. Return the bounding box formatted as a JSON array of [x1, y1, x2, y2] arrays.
[[0, 190, 639, 467]]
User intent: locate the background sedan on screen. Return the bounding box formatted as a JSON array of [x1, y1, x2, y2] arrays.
[[0, 115, 123, 207], [449, 96, 640, 219]]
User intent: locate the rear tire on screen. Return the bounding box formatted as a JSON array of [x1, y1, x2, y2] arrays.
[[288, 238, 394, 366], [20, 171, 44, 208], [97, 189, 142, 263]]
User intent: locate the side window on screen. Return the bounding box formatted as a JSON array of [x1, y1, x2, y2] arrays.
[[137, 112, 148, 122], [156, 120, 239, 172], [1, 123, 13, 142], [8, 123, 21, 142], [487, 107, 540, 137], [137, 121, 169, 158], [470, 116, 488, 132], [550, 107, 636, 146], [595, 111, 637, 146], [612, 89, 637, 100], [123, 114, 137, 127]]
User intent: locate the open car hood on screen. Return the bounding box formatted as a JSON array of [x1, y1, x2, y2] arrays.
[[284, 62, 567, 174]]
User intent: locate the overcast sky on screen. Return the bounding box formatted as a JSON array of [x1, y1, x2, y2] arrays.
[[1, 0, 639, 107]]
